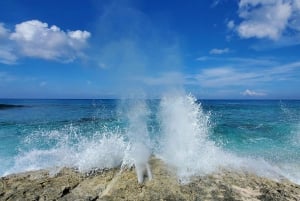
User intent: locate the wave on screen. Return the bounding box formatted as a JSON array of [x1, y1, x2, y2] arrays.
[[2, 92, 300, 185]]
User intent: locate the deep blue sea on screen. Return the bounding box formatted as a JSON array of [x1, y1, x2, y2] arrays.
[[0, 93, 299, 184]]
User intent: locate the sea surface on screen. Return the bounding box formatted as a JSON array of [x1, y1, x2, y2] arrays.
[[0, 93, 299, 184]]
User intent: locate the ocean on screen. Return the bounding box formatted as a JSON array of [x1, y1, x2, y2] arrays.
[[0, 93, 299, 184]]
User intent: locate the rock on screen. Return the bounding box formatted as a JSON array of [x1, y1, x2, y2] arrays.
[[0, 168, 82, 201], [0, 157, 299, 201]]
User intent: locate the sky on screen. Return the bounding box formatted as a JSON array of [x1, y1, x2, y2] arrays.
[[0, 0, 300, 99]]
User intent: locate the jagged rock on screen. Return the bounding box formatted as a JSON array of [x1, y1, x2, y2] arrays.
[[0, 158, 299, 201]]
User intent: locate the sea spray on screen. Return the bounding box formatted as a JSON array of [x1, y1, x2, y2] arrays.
[[2, 97, 300, 185], [157, 92, 253, 182], [121, 100, 152, 183], [5, 100, 154, 183], [159, 93, 214, 181], [4, 125, 128, 176], [74, 133, 127, 172]]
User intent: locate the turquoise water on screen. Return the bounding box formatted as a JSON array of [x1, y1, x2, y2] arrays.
[[0, 95, 299, 183]]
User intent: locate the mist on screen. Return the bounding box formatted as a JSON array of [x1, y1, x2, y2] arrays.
[[89, 0, 184, 98]]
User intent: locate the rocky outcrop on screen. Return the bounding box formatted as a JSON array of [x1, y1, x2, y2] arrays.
[[1, 158, 299, 201]]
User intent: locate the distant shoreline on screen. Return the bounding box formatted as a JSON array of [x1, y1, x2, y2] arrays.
[[0, 104, 24, 110]]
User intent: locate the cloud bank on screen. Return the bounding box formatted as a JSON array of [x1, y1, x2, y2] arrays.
[[230, 0, 300, 40], [0, 20, 91, 64]]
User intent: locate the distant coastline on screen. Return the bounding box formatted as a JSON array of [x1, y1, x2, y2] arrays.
[[0, 104, 24, 110]]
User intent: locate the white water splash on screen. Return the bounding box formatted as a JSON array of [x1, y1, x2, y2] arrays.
[[157, 92, 299, 183], [4, 131, 128, 176], [122, 100, 152, 183], [158, 92, 227, 181]]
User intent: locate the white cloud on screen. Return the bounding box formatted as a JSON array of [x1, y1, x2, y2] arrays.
[[68, 30, 90, 41], [0, 49, 18, 64], [209, 48, 229, 55], [289, 0, 300, 31], [0, 23, 9, 38], [241, 89, 266, 96], [234, 0, 300, 40], [227, 20, 235, 30], [0, 20, 91, 64], [196, 56, 277, 66], [239, 0, 278, 7], [0, 24, 17, 64], [193, 67, 260, 87], [188, 61, 300, 88]]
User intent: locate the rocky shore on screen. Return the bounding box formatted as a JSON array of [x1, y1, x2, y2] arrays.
[[1, 158, 299, 201]]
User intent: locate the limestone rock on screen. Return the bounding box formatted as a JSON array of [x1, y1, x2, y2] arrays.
[[1, 158, 299, 201]]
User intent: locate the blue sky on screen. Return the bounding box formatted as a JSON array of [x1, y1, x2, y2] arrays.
[[1, 0, 300, 99]]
